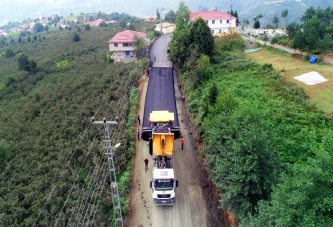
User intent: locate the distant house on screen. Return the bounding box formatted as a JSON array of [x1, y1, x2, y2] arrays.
[[155, 23, 176, 34], [108, 30, 146, 63], [190, 10, 237, 35], [146, 16, 156, 22], [0, 30, 8, 36], [85, 18, 105, 26]]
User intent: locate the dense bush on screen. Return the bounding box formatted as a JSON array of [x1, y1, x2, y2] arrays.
[[177, 38, 333, 224]]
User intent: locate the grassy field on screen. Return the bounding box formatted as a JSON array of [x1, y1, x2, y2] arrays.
[[246, 48, 333, 115]]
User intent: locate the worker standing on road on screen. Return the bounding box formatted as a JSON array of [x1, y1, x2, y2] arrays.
[[181, 136, 185, 150], [137, 129, 140, 140], [144, 158, 149, 172], [138, 115, 140, 125]]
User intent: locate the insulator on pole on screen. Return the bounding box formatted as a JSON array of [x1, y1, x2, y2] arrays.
[[91, 117, 95, 123], [103, 117, 106, 123], [115, 117, 119, 122]]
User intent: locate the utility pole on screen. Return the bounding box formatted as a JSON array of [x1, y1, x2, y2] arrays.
[[91, 117, 124, 227]]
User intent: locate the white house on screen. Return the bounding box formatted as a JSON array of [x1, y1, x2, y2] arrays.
[[108, 30, 146, 63], [155, 22, 176, 34], [190, 10, 237, 35]]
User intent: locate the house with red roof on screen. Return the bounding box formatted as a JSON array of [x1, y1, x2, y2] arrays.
[[0, 30, 8, 36], [85, 18, 105, 26], [108, 30, 146, 63], [190, 10, 237, 36], [146, 16, 156, 22]]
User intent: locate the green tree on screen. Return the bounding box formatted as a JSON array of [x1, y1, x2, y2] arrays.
[[262, 31, 268, 45], [132, 35, 146, 59], [85, 24, 91, 31], [204, 104, 280, 220], [34, 22, 44, 32], [253, 20, 260, 29], [17, 53, 37, 72], [281, 9, 288, 27], [190, 17, 214, 57], [4, 76, 16, 87], [156, 8, 160, 20], [27, 36, 31, 42], [33, 35, 37, 40], [319, 34, 332, 60], [286, 22, 300, 39], [303, 16, 320, 52], [253, 13, 263, 22], [168, 27, 191, 68], [243, 18, 250, 27], [4, 47, 14, 58], [44, 25, 49, 33], [72, 33, 81, 42], [272, 15, 279, 28], [0, 140, 10, 164], [120, 19, 127, 28], [168, 2, 192, 68], [165, 10, 176, 23], [293, 31, 304, 51], [128, 23, 136, 30], [175, 1, 191, 31], [300, 6, 316, 23], [245, 133, 333, 227], [270, 36, 278, 48]]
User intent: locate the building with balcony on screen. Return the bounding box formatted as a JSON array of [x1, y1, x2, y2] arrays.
[[190, 10, 237, 35], [108, 30, 146, 63]]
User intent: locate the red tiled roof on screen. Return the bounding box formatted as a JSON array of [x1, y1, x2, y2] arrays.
[[190, 11, 236, 21], [85, 18, 105, 26], [108, 30, 146, 43]]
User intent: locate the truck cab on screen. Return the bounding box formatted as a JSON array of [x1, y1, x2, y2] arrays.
[[150, 169, 178, 205]]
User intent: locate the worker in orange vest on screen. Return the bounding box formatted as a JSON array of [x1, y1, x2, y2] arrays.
[[181, 136, 185, 150]]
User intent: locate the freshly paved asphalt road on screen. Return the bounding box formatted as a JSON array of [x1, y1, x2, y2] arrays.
[[142, 34, 179, 140], [143, 67, 179, 128]]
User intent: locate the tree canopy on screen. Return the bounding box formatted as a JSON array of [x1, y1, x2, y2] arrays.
[[190, 17, 215, 57], [17, 53, 37, 72]]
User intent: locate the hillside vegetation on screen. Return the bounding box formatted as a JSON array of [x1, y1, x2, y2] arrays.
[[170, 2, 333, 226], [0, 20, 150, 226]]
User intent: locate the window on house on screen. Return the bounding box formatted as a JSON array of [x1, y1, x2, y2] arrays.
[[220, 20, 222, 24], [219, 29, 221, 32], [206, 20, 208, 24], [123, 43, 129, 47], [211, 30, 214, 34], [227, 20, 229, 23], [212, 20, 215, 24], [114, 43, 118, 47]]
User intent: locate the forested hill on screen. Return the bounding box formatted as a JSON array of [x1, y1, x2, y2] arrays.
[[234, 0, 332, 27], [1, 0, 332, 27], [0, 20, 149, 225]]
